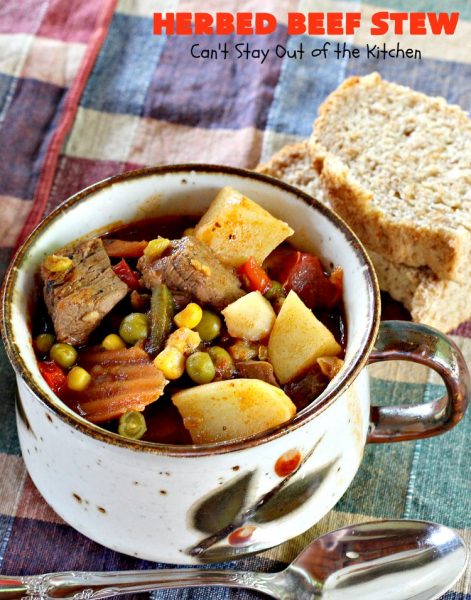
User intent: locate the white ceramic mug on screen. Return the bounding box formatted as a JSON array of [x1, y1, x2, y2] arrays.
[[2, 165, 469, 564]]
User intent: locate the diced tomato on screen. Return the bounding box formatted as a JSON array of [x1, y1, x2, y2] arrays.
[[264, 248, 301, 285], [113, 259, 141, 290], [38, 361, 67, 395], [238, 257, 272, 294], [104, 239, 148, 258], [264, 248, 342, 309]]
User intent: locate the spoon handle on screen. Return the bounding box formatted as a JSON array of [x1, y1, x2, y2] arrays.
[[0, 570, 280, 599]]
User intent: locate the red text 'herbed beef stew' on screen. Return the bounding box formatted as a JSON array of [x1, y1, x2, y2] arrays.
[[34, 187, 346, 444]]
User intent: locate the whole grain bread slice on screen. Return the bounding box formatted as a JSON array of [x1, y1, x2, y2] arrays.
[[308, 73, 471, 282], [257, 141, 471, 332]]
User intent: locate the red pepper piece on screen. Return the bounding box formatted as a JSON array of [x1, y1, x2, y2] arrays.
[[238, 257, 272, 294], [38, 361, 67, 395], [113, 259, 141, 290]]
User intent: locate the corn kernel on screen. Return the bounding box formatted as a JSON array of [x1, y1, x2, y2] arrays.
[[144, 237, 170, 261], [154, 346, 185, 380], [102, 334, 126, 351], [167, 327, 201, 355], [43, 254, 73, 273], [67, 366, 91, 391], [183, 227, 195, 236], [174, 303, 203, 329]]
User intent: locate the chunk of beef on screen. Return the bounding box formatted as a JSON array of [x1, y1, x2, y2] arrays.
[[284, 365, 329, 411], [171, 289, 195, 312], [41, 238, 128, 345], [236, 360, 279, 387], [138, 236, 244, 310]]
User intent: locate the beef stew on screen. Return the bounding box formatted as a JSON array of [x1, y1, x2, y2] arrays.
[[34, 187, 346, 444]]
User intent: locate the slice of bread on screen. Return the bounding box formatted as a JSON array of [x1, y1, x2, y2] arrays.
[[258, 142, 327, 202], [367, 250, 470, 333], [257, 141, 471, 332], [309, 73, 471, 282]]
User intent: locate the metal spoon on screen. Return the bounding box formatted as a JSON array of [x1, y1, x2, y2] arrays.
[[0, 520, 467, 599]]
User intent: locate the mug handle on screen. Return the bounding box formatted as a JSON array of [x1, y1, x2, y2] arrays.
[[367, 321, 470, 443]]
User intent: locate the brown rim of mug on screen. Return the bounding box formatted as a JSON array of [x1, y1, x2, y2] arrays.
[[1, 164, 381, 457]]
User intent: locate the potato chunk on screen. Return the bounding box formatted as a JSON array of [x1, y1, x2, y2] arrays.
[[268, 291, 342, 384], [172, 379, 296, 443], [222, 291, 276, 341], [194, 187, 294, 267]]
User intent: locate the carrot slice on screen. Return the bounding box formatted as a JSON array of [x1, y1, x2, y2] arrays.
[[77, 346, 167, 423], [103, 239, 148, 258]]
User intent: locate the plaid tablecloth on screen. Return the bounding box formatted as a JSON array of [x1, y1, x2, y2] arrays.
[[0, 0, 470, 598]]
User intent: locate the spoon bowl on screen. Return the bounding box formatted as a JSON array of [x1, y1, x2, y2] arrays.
[[0, 520, 467, 599], [271, 519, 468, 599]]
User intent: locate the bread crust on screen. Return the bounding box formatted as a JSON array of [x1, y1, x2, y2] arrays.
[[257, 140, 470, 332], [309, 73, 471, 283]]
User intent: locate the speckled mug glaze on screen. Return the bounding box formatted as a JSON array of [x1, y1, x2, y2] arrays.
[[2, 166, 469, 564]]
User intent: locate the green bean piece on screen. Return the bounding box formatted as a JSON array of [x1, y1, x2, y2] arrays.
[[194, 310, 221, 342], [49, 343, 77, 369], [265, 281, 285, 301], [118, 411, 147, 440], [186, 352, 216, 384], [35, 333, 55, 355], [208, 346, 235, 379], [119, 313, 149, 345], [145, 284, 174, 356]]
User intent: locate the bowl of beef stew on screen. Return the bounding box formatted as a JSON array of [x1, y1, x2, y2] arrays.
[[2, 165, 467, 563]]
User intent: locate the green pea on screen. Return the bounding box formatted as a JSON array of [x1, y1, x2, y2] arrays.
[[186, 352, 216, 384], [118, 411, 147, 440], [194, 310, 221, 342], [50, 343, 77, 369], [208, 346, 235, 379], [119, 313, 149, 345], [265, 281, 285, 301], [35, 333, 55, 355]]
